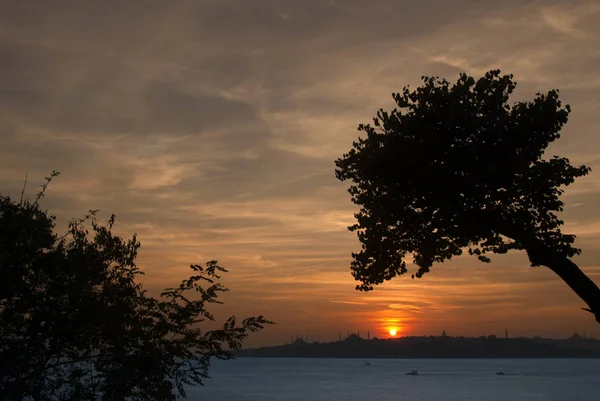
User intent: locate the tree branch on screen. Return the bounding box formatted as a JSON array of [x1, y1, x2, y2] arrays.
[[526, 243, 600, 324], [491, 216, 600, 324]]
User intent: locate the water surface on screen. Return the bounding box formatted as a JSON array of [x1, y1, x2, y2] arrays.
[[189, 358, 600, 400]]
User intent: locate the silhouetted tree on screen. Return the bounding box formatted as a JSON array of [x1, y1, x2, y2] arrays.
[[0, 172, 272, 400], [335, 70, 600, 323]]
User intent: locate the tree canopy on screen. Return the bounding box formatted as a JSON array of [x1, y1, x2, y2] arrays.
[[335, 70, 600, 323], [0, 172, 272, 400]]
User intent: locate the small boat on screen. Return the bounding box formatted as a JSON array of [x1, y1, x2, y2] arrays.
[[496, 371, 505, 375], [406, 370, 419, 376], [364, 362, 371, 366]]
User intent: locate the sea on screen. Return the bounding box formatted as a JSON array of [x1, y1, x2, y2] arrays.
[[187, 358, 600, 400]]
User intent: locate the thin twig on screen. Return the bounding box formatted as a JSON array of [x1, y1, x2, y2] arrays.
[[19, 172, 28, 204]]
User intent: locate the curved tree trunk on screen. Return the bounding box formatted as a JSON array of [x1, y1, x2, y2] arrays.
[[525, 242, 600, 324], [485, 214, 600, 324]]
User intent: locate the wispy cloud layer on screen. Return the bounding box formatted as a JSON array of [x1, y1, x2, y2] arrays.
[[1, 0, 600, 345]]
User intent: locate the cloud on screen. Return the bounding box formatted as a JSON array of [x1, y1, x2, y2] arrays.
[[330, 300, 369, 306], [540, 1, 600, 38], [1, 0, 600, 345]]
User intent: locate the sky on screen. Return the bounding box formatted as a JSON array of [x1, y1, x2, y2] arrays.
[[1, 0, 600, 346]]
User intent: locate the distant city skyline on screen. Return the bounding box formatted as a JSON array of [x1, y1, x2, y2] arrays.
[[280, 328, 597, 346], [240, 331, 600, 358]]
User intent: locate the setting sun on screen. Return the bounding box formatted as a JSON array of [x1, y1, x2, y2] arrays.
[[389, 329, 397, 336]]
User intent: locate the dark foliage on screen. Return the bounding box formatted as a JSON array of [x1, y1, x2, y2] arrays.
[[335, 70, 600, 322], [0, 172, 272, 400]]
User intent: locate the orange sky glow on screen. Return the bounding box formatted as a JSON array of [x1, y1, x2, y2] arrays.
[[1, 0, 600, 347]]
